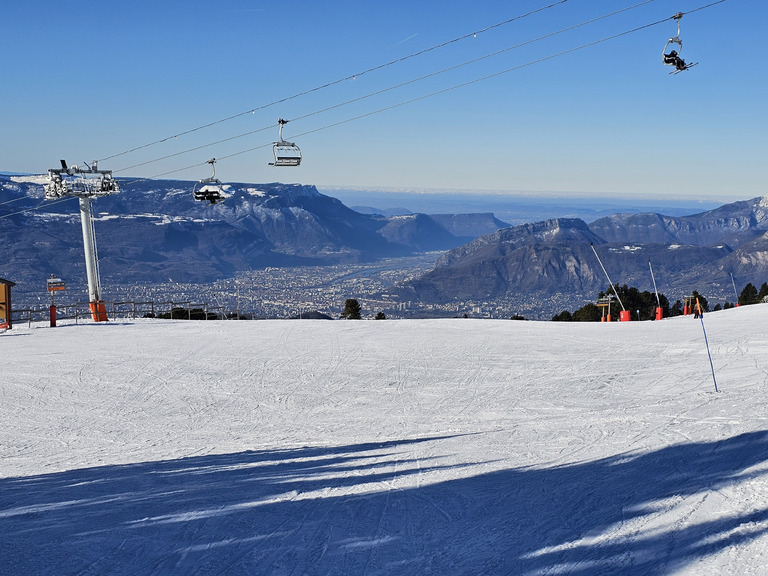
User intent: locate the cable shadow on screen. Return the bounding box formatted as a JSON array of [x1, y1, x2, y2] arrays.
[[1, 431, 768, 575]]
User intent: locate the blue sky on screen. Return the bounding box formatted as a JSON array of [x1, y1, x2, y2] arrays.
[[3, 0, 765, 203]]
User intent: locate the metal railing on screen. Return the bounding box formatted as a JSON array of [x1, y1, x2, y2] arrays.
[[10, 300, 252, 327]]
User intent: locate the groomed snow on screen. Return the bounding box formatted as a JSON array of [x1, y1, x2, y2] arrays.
[[2, 306, 768, 575]]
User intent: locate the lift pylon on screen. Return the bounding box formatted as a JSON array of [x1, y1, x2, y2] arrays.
[[45, 160, 116, 321]]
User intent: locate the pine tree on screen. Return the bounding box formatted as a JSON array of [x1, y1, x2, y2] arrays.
[[758, 282, 768, 302], [738, 283, 758, 305], [551, 310, 573, 322], [341, 298, 362, 319]]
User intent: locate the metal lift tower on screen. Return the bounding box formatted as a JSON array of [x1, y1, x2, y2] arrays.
[[44, 160, 119, 321]]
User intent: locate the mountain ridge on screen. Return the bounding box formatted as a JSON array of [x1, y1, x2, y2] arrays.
[[0, 176, 507, 290], [398, 196, 768, 311], [3, 173, 767, 316]]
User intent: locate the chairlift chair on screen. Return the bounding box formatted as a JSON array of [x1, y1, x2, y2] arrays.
[[193, 158, 225, 204], [662, 13, 697, 73], [270, 118, 302, 167]]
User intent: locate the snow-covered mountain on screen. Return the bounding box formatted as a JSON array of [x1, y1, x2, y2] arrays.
[[4, 172, 767, 311], [589, 196, 768, 247], [400, 198, 768, 305], [0, 175, 506, 288]]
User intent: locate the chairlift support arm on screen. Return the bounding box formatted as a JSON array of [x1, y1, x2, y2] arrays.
[[277, 118, 290, 144], [663, 12, 685, 57], [205, 158, 217, 182]]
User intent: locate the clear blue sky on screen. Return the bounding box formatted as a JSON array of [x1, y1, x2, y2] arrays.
[[3, 0, 765, 203]]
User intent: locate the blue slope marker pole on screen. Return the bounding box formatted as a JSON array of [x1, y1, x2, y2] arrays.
[[696, 298, 719, 393]]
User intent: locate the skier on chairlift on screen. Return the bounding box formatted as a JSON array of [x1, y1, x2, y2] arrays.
[[663, 49, 688, 72]]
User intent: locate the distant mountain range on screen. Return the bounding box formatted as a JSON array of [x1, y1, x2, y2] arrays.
[[3, 173, 767, 314], [0, 175, 506, 290], [397, 197, 768, 309]]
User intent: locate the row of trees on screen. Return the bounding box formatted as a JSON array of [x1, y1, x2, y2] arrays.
[[140, 299, 383, 321], [143, 283, 768, 323], [553, 280, 768, 322], [552, 285, 710, 322], [552, 284, 672, 322]]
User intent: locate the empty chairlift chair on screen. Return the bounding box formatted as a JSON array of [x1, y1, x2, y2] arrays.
[[270, 118, 302, 167]]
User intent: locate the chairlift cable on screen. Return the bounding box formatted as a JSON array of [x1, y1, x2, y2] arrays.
[[287, 0, 663, 125], [0, 195, 35, 207], [276, 0, 729, 144], [6, 0, 730, 203], [96, 0, 573, 164], [211, 12, 687, 164], [0, 196, 75, 221], [121, 0, 729, 183], [113, 125, 273, 174], [678, 0, 728, 17], [112, 0, 663, 177]]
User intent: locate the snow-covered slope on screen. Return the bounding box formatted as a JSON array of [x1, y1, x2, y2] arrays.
[[2, 308, 768, 574]]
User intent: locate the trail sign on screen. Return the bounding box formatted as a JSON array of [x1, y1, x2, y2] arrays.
[[47, 277, 65, 292]]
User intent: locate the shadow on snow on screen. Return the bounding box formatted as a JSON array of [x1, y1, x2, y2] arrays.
[[2, 432, 768, 575]]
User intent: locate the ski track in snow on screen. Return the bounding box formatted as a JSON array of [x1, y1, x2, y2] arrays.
[[2, 306, 768, 574]]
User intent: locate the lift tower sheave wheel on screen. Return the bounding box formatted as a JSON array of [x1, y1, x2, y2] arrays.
[[44, 160, 117, 322], [44, 160, 119, 199]]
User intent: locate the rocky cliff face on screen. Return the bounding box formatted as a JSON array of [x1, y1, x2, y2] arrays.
[[399, 197, 768, 305], [588, 197, 768, 248], [0, 176, 505, 289]]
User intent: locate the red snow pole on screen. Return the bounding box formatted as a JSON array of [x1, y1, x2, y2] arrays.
[[683, 295, 693, 316]]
